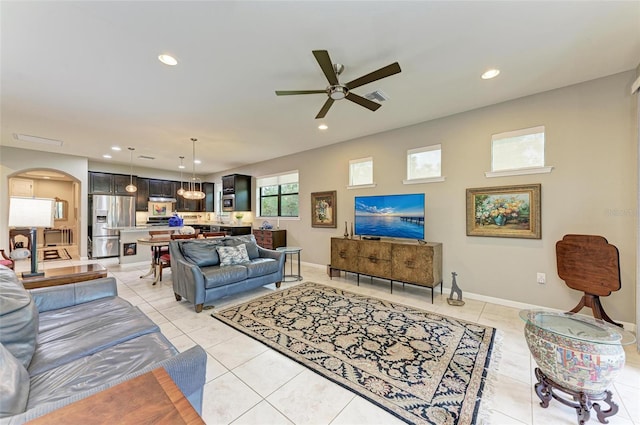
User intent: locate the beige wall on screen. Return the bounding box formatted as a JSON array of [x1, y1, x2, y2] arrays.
[[1, 72, 636, 322], [212, 71, 638, 323]]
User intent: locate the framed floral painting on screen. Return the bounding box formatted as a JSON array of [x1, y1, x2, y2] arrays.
[[466, 184, 541, 239], [311, 191, 337, 228]]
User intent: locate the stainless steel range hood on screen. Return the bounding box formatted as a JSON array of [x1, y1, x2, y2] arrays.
[[149, 196, 177, 203]]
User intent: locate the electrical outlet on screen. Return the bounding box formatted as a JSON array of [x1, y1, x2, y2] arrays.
[[537, 272, 546, 284]]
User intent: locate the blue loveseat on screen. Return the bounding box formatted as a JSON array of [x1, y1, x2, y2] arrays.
[[169, 235, 285, 312], [0, 266, 207, 424]]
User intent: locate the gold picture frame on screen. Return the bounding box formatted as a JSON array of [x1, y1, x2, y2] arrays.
[[311, 191, 337, 228], [466, 184, 541, 239]]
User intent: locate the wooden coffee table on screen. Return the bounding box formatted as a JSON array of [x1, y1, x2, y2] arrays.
[[20, 264, 108, 289], [27, 367, 204, 424]]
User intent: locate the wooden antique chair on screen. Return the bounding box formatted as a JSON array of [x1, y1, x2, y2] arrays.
[[158, 233, 197, 281]]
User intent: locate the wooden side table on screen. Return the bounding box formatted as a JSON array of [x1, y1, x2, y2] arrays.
[[20, 264, 107, 289], [27, 368, 204, 425], [556, 234, 622, 327]]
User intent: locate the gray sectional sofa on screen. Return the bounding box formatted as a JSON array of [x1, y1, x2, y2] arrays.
[[169, 234, 285, 312], [0, 265, 207, 424]]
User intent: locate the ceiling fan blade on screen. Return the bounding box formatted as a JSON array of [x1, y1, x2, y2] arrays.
[[313, 50, 339, 86], [315, 98, 335, 119], [275, 90, 326, 96], [345, 62, 401, 90], [345, 92, 382, 112]]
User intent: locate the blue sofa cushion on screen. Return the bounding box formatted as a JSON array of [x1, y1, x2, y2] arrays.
[[0, 268, 39, 368], [245, 258, 280, 278], [202, 265, 247, 289], [181, 240, 223, 267], [27, 333, 178, 408], [29, 305, 159, 376], [37, 296, 133, 333], [0, 343, 29, 418], [217, 245, 250, 266]]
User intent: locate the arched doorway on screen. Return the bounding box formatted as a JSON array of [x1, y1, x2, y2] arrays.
[[7, 168, 81, 260]]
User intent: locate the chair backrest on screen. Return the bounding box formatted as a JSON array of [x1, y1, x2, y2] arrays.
[[202, 232, 226, 238], [171, 233, 198, 240], [149, 229, 174, 238]]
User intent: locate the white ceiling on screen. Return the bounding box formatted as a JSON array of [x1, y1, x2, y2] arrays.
[[1, 1, 639, 175]]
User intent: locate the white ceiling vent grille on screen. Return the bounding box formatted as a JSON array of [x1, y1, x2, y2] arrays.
[[13, 133, 63, 147], [364, 90, 389, 102]]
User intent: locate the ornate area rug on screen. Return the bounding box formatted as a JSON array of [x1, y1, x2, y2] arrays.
[[40, 248, 72, 262], [212, 282, 497, 425]]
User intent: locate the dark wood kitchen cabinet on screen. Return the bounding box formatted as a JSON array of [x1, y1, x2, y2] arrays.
[[148, 179, 176, 198], [136, 178, 149, 211], [89, 172, 135, 196]]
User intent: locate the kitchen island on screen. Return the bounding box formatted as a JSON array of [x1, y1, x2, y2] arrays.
[[115, 223, 253, 265], [118, 226, 174, 265]]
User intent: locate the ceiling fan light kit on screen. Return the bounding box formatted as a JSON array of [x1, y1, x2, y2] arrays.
[[275, 50, 401, 119]]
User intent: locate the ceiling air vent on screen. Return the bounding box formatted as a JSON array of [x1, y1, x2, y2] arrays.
[[13, 133, 63, 147], [364, 90, 389, 102], [137, 155, 155, 160]]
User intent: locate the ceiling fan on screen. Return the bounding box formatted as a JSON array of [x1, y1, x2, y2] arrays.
[[275, 50, 401, 119]]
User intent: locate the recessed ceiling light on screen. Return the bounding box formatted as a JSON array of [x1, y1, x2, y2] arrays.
[[103, 154, 112, 159], [194, 160, 201, 165], [318, 124, 328, 130], [42, 176, 50, 179], [158, 54, 178, 66], [481, 69, 500, 80], [178, 165, 185, 169], [111, 146, 121, 151]]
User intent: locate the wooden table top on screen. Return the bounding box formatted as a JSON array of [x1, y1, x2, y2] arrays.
[[26, 368, 204, 425], [20, 263, 108, 289]]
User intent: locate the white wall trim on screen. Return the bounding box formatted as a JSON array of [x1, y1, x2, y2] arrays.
[[403, 176, 446, 184], [485, 166, 554, 178], [303, 261, 636, 332]]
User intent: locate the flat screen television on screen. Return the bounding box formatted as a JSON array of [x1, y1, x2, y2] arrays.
[[354, 193, 425, 240]]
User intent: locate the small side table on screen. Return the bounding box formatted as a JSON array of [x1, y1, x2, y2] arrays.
[[276, 246, 302, 282]]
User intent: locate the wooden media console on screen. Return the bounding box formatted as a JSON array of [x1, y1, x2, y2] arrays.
[[330, 237, 443, 302]]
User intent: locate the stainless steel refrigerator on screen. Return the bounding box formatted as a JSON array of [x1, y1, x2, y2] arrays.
[[90, 195, 135, 258]]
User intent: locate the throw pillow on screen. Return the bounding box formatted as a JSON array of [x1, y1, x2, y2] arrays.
[[0, 268, 39, 368], [224, 235, 260, 259], [0, 343, 30, 417], [217, 245, 250, 266], [10, 248, 30, 260]]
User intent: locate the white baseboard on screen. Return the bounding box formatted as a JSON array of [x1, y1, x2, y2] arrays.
[[306, 262, 636, 332]]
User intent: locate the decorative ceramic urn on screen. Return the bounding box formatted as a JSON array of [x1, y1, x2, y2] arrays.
[[521, 310, 628, 395]]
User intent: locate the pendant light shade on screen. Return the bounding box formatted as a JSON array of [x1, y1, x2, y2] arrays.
[[125, 147, 137, 193], [183, 138, 205, 200], [177, 156, 185, 196]]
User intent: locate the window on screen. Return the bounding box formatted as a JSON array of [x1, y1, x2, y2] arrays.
[[491, 126, 548, 174], [349, 157, 374, 187], [405, 144, 443, 183], [257, 171, 299, 217]]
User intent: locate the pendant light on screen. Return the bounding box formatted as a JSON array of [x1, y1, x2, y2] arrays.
[[177, 156, 185, 196], [125, 147, 137, 193], [183, 138, 205, 200]]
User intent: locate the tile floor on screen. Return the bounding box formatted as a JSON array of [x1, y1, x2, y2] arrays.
[[16, 256, 640, 425]]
